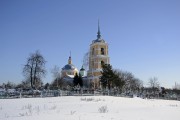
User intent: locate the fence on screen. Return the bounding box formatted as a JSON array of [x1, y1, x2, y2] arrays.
[[0, 89, 180, 101]]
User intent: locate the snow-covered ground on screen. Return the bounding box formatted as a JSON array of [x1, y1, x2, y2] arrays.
[[0, 96, 180, 120]]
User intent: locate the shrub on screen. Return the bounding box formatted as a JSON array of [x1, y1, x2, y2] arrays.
[[98, 105, 108, 113]]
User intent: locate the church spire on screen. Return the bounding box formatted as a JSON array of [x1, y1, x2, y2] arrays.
[[97, 20, 101, 39], [68, 51, 72, 64]]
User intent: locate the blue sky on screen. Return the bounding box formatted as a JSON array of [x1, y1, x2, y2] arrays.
[[0, 0, 180, 88]]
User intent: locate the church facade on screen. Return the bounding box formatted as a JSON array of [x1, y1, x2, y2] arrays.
[[61, 22, 110, 89]]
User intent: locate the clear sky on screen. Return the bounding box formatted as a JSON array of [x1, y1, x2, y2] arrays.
[[0, 0, 180, 88]]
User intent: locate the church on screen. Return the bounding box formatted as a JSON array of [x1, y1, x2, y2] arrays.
[[61, 22, 110, 89]]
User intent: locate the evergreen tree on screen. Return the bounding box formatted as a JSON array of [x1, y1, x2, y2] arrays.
[[73, 73, 79, 86], [100, 63, 115, 90], [100, 63, 126, 93], [78, 73, 83, 87]]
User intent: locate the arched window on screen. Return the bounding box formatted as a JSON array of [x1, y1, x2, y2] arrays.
[[92, 48, 94, 55], [101, 48, 105, 55], [101, 61, 104, 67]]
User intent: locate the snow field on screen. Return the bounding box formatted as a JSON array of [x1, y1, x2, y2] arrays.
[[0, 96, 180, 120]]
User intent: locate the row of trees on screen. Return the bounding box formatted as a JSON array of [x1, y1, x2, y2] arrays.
[[1, 50, 179, 96], [101, 63, 172, 97], [100, 63, 143, 94]]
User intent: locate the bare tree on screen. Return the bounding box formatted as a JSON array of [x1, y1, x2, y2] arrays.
[[121, 71, 134, 93], [130, 78, 143, 93], [23, 50, 46, 89], [114, 69, 143, 94], [113, 70, 125, 93], [4, 81, 16, 89], [51, 65, 60, 81], [148, 77, 159, 95], [17, 79, 31, 89], [174, 82, 180, 90], [51, 65, 64, 89], [83, 51, 89, 70]]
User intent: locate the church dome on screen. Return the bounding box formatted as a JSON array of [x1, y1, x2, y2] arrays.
[[93, 38, 105, 43], [62, 64, 76, 70], [61, 56, 78, 77]]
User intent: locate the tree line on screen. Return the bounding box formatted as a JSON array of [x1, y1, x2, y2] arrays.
[[1, 50, 180, 97], [100, 63, 143, 94]]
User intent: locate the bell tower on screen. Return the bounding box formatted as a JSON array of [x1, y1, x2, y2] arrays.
[[87, 21, 110, 89]]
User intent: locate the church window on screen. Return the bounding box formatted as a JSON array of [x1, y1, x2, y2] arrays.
[[101, 48, 105, 55], [101, 61, 104, 67], [92, 48, 94, 55]]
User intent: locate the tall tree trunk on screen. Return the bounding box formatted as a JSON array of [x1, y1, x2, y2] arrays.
[[34, 61, 38, 89], [30, 67, 33, 88]]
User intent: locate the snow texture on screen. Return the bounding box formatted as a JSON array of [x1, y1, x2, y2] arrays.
[[0, 96, 180, 120]]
